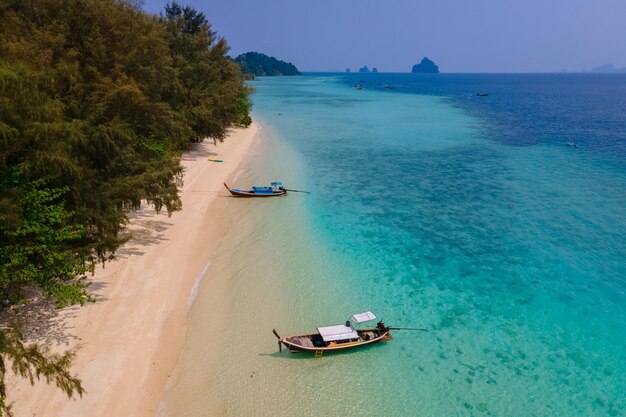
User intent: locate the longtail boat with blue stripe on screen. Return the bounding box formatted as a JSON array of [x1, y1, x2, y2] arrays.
[[224, 182, 287, 197]]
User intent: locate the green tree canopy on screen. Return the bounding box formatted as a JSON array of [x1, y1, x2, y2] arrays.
[[0, 0, 251, 304], [234, 51, 302, 77], [0, 0, 252, 411]]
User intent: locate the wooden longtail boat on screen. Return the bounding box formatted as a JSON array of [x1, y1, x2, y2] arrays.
[[224, 182, 287, 197], [272, 311, 393, 357]]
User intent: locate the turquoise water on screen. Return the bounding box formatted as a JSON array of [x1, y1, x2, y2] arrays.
[[247, 75, 626, 416], [162, 74, 625, 416]]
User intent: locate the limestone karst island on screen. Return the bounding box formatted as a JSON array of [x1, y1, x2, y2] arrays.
[[412, 57, 440, 73]]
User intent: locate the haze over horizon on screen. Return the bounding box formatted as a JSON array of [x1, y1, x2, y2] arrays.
[[143, 0, 626, 73]]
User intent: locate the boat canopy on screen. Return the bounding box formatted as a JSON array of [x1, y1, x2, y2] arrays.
[[317, 324, 359, 342], [351, 311, 376, 324]]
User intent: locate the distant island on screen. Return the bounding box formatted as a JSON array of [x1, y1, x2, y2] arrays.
[[560, 64, 626, 74], [234, 52, 301, 77], [358, 65, 379, 73], [591, 64, 626, 73], [412, 57, 439, 73]]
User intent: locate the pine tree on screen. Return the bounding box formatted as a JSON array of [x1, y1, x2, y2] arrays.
[[0, 0, 252, 410], [0, 325, 84, 417]]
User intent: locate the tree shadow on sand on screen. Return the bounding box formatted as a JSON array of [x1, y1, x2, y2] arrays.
[[114, 210, 173, 259], [3, 294, 81, 347], [6, 206, 174, 346], [182, 141, 221, 159]]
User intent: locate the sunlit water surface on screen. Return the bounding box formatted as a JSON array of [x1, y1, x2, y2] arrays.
[[162, 74, 626, 417]]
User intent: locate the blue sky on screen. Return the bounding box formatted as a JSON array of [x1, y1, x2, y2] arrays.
[[142, 0, 626, 73]]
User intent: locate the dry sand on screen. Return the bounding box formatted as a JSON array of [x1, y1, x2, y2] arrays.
[[9, 123, 259, 417]]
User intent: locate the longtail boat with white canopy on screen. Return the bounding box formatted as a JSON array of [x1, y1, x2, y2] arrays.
[[272, 312, 428, 357], [272, 311, 429, 357]]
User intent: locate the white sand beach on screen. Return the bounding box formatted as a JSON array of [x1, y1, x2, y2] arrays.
[[9, 124, 259, 417]]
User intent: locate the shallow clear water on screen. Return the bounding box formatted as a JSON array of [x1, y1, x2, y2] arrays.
[[164, 74, 626, 416]]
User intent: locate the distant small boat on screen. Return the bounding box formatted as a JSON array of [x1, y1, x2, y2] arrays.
[[355, 84, 363, 90], [273, 312, 391, 356], [224, 182, 286, 197], [476, 92, 489, 96], [383, 84, 394, 89], [208, 159, 223, 162], [566, 142, 578, 148]]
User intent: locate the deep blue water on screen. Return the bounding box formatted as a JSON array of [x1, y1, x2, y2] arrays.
[[339, 73, 626, 162], [249, 74, 626, 416]]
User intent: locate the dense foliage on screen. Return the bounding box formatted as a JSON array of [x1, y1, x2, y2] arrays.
[[0, 0, 251, 410], [0, 0, 252, 306], [234, 52, 301, 77]]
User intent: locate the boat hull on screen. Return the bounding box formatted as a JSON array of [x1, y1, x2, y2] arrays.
[[227, 189, 286, 197], [224, 183, 287, 197], [280, 328, 392, 353]]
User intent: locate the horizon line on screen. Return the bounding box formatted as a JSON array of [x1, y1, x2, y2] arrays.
[[296, 71, 626, 75]]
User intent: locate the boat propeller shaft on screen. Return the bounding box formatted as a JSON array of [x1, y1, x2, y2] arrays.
[[387, 327, 429, 332], [283, 188, 311, 194]]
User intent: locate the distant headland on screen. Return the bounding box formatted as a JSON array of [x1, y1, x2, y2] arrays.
[[560, 63, 626, 74], [412, 57, 439, 73], [590, 64, 626, 73], [234, 52, 301, 77]]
